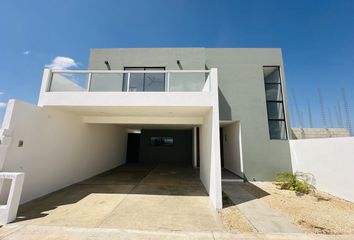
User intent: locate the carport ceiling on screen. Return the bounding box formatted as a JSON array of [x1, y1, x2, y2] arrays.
[[51, 106, 211, 117], [125, 124, 195, 130]]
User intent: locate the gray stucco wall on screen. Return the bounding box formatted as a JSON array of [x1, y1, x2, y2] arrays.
[[88, 48, 293, 180], [89, 48, 205, 71], [205, 49, 292, 180], [291, 128, 350, 139]]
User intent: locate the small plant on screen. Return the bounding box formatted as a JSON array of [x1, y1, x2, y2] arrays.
[[275, 172, 313, 194]]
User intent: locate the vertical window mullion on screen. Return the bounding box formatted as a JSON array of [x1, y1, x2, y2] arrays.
[[280, 97, 288, 139], [263, 66, 287, 140]]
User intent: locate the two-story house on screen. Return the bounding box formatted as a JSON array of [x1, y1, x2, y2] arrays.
[[0, 48, 293, 209]]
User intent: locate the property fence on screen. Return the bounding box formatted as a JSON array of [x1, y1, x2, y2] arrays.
[[290, 137, 354, 202]]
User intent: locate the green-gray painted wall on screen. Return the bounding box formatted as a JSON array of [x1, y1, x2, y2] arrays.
[[205, 49, 292, 180]]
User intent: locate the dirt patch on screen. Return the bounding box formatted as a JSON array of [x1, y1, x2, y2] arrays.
[[218, 192, 256, 232], [241, 182, 354, 234]]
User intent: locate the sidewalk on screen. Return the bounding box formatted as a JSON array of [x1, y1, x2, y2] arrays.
[[0, 224, 353, 240], [223, 182, 302, 233]]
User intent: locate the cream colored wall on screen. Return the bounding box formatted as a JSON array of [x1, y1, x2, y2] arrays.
[[290, 137, 354, 203], [199, 109, 222, 208], [222, 122, 242, 177], [0, 100, 127, 203]]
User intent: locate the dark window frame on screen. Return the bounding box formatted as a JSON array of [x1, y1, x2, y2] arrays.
[[263, 66, 288, 140], [123, 67, 166, 92], [150, 136, 174, 146]]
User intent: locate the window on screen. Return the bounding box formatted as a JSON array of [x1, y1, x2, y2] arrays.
[[150, 137, 174, 146], [123, 67, 165, 92], [263, 66, 287, 140]]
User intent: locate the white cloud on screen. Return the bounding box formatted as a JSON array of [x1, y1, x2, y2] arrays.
[[0, 102, 6, 109], [23, 50, 30, 55], [45, 56, 78, 70], [0, 92, 3, 95]]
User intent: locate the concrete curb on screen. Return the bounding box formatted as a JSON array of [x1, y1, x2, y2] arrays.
[[1, 224, 353, 240]]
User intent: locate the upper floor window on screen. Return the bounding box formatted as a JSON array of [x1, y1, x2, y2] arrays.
[[123, 67, 165, 92], [263, 66, 288, 140]]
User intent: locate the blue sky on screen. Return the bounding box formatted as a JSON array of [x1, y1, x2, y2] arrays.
[[0, 0, 353, 132]]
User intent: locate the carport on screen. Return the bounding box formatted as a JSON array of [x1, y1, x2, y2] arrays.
[[1, 103, 222, 206], [0, 67, 223, 229], [11, 118, 223, 230], [15, 161, 224, 231], [1, 100, 222, 221]]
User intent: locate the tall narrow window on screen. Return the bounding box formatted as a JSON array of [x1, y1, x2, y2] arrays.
[[263, 66, 287, 140]]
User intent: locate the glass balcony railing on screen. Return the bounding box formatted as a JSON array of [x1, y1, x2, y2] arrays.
[[48, 70, 210, 92]]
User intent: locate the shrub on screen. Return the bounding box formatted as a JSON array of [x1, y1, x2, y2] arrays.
[[275, 172, 313, 194]]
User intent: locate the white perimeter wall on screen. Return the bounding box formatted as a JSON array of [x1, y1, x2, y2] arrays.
[[1, 100, 127, 203], [222, 122, 243, 177], [290, 137, 354, 203]]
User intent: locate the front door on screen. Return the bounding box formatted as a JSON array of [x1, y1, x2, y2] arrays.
[[126, 133, 141, 163]]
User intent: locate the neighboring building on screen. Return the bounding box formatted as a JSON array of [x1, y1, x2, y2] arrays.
[[291, 128, 350, 139], [0, 48, 293, 209]]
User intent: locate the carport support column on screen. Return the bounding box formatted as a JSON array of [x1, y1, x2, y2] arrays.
[[199, 68, 222, 209], [193, 127, 198, 168], [210, 68, 222, 209]]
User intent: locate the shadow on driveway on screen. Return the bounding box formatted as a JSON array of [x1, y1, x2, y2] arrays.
[[14, 163, 224, 232]]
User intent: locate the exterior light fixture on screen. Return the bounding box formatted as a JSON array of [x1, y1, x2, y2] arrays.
[[104, 61, 111, 70], [177, 60, 183, 70]]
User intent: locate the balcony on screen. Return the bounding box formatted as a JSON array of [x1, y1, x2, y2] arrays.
[[47, 70, 211, 93], [38, 69, 218, 110]]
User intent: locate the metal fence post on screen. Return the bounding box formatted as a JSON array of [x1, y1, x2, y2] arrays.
[[166, 72, 170, 92], [127, 72, 131, 92], [87, 72, 92, 92]]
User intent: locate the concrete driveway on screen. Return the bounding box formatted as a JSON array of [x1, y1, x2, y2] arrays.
[[13, 163, 224, 231]]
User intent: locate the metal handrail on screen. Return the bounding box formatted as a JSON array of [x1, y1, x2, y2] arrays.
[[48, 69, 211, 92], [50, 69, 210, 74]]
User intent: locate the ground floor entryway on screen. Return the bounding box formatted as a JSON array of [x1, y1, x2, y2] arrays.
[[14, 163, 224, 231], [220, 121, 244, 180]]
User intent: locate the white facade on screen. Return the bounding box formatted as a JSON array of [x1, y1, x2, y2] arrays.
[[1, 100, 128, 204], [0, 172, 24, 224], [0, 68, 223, 209]]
